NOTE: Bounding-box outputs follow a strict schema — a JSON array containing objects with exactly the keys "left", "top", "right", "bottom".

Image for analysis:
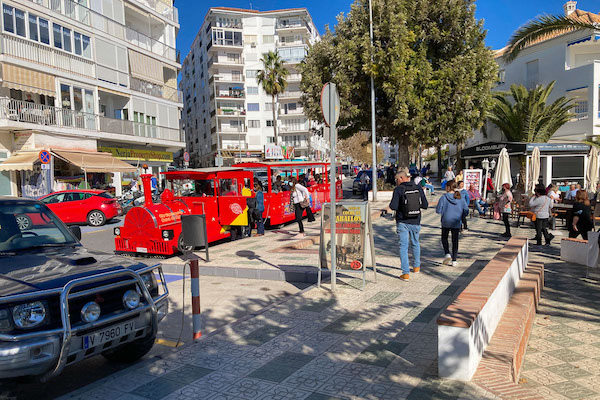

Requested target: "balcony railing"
[
  {"left": 207, "top": 57, "right": 243, "bottom": 68},
  {"left": 214, "top": 91, "right": 245, "bottom": 99},
  {"left": 209, "top": 75, "right": 245, "bottom": 84},
  {"left": 0, "top": 98, "right": 183, "bottom": 142},
  {"left": 280, "top": 124, "right": 309, "bottom": 132},
  {"left": 277, "top": 39, "right": 310, "bottom": 47},
  {"left": 219, "top": 125, "right": 248, "bottom": 133},
  {"left": 217, "top": 109, "right": 246, "bottom": 116},
  {"left": 210, "top": 39, "right": 244, "bottom": 48},
  {"left": 276, "top": 20, "right": 312, "bottom": 34},
  {"left": 279, "top": 91, "right": 303, "bottom": 98},
  {"left": 130, "top": 77, "right": 183, "bottom": 103},
  {"left": 1, "top": 35, "right": 95, "bottom": 77},
  {"left": 279, "top": 108, "right": 304, "bottom": 115},
  {"left": 28, "top": 0, "right": 178, "bottom": 62},
  {"left": 130, "top": 0, "right": 179, "bottom": 23}
]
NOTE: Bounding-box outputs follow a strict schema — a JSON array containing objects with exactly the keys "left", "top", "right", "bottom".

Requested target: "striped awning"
[
  {"left": 128, "top": 49, "right": 164, "bottom": 86},
  {"left": 52, "top": 150, "right": 137, "bottom": 173},
  {"left": 0, "top": 152, "right": 39, "bottom": 171},
  {"left": 2, "top": 64, "right": 55, "bottom": 96},
  {"left": 568, "top": 36, "right": 592, "bottom": 46}
]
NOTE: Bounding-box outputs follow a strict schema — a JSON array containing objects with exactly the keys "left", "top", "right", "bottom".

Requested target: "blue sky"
[{"left": 175, "top": 0, "right": 598, "bottom": 56}]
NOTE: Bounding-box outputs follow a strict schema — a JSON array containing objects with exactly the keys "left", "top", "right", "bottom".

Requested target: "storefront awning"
[
  {"left": 2, "top": 64, "right": 55, "bottom": 96},
  {"left": 52, "top": 150, "right": 138, "bottom": 173},
  {"left": 128, "top": 49, "right": 164, "bottom": 86},
  {"left": 0, "top": 152, "right": 39, "bottom": 171}
]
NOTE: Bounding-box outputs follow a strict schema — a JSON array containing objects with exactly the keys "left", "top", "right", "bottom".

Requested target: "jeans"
[
  {"left": 424, "top": 184, "right": 434, "bottom": 194},
  {"left": 248, "top": 216, "right": 265, "bottom": 236},
  {"left": 474, "top": 199, "right": 488, "bottom": 215},
  {"left": 362, "top": 183, "right": 370, "bottom": 200},
  {"left": 396, "top": 222, "right": 421, "bottom": 274},
  {"left": 534, "top": 218, "right": 551, "bottom": 244},
  {"left": 294, "top": 203, "right": 315, "bottom": 233},
  {"left": 442, "top": 227, "right": 460, "bottom": 261}
]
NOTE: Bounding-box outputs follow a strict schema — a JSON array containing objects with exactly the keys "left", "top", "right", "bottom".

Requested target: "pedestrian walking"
[
  {"left": 290, "top": 177, "right": 315, "bottom": 238},
  {"left": 436, "top": 180, "right": 469, "bottom": 267},
  {"left": 249, "top": 181, "right": 265, "bottom": 236},
  {"left": 528, "top": 185, "right": 554, "bottom": 246},
  {"left": 444, "top": 166, "right": 455, "bottom": 182},
  {"left": 570, "top": 189, "right": 593, "bottom": 240},
  {"left": 360, "top": 170, "right": 371, "bottom": 201},
  {"left": 499, "top": 183, "right": 513, "bottom": 238},
  {"left": 457, "top": 181, "right": 470, "bottom": 230},
  {"left": 389, "top": 168, "right": 429, "bottom": 281}
]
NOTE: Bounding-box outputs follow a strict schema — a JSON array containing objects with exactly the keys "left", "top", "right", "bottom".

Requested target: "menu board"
[{"left": 464, "top": 169, "right": 483, "bottom": 194}]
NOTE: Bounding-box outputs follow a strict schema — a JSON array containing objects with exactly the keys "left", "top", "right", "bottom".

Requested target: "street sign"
[
  {"left": 183, "top": 151, "right": 190, "bottom": 162},
  {"left": 320, "top": 83, "right": 340, "bottom": 127},
  {"left": 39, "top": 150, "right": 51, "bottom": 164},
  {"left": 41, "top": 163, "right": 50, "bottom": 170}
]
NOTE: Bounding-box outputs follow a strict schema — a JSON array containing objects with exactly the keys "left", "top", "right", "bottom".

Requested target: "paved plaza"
[{"left": 60, "top": 204, "right": 599, "bottom": 400}]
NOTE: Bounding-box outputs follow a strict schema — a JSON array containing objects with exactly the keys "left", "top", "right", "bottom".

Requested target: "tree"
[
  {"left": 489, "top": 81, "right": 575, "bottom": 189},
  {"left": 502, "top": 14, "right": 597, "bottom": 63},
  {"left": 300, "top": 0, "right": 497, "bottom": 167},
  {"left": 257, "top": 51, "right": 289, "bottom": 145},
  {"left": 338, "top": 132, "right": 384, "bottom": 164}
]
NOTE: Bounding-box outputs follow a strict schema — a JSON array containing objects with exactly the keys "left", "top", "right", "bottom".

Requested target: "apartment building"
[
  {"left": 0, "top": 0, "right": 183, "bottom": 197},
  {"left": 180, "top": 7, "right": 327, "bottom": 167}
]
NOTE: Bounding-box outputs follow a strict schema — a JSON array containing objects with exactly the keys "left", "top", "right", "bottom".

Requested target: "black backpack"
[{"left": 401, "top": 184, "right": 422, "bottom": 219}]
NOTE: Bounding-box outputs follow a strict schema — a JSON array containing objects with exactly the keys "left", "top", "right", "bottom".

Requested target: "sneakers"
[
  {"left": 452, "top": 261, "right": 458, "bottom": 267},
  {"left": 400, "top": 274, "right": 410, "bottom": 281},
  {"left": 411, "top": 267, "right": 420, "bottom": 273},
  {"left": 442, "top": 254, "right": 452, "bottom": 265}
]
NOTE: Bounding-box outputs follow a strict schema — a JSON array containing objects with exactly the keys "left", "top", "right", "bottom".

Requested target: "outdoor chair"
[{"left": 516, "top": 196, "right": 531, "bottom": 228}]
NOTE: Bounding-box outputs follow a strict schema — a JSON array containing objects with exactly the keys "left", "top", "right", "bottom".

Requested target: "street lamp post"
[
  {"left": 213, "top": 75, "right": 223, "bottom": 166},
  {"left": 482, "top": 158, "right": 490, "bottom": 200},
  {"left": 369, "top": 0, "right": 377, "bottom": 201}
]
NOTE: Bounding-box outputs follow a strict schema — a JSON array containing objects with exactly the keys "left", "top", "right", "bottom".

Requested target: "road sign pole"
[{"left": 329, "top": 83, "right": 337, "bottom": 293}]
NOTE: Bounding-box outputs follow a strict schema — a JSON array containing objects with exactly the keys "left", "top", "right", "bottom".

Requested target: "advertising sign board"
[
  {"left": 464, "top": 169, "right": 483, "bottom": 194},
  {"left": 265, "top": 144, "right": 283, "bottom": 159}
]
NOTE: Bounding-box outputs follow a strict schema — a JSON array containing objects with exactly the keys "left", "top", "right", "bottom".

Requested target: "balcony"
[
  {"left": 287, "top": 74, "right": 302, "bottom": 82},
  {"left": 130, "top": 0, "right": 179, "bottom": 24},
  {"left": 0, "top": 97, "right": 183, "bottom": 143},
  {"left": 279, "top": 108, "right": 304, "bottom": 116},
  {"left": 207, "top": 56, "right": 244, "bottom": 69},
  {"left": 276, "top": 20, "right": 312, "bottom": 34},
  {"left": 210, "top": 39, "right": 244, "bottom": 50},
  {"left": 219, "top": 125, "right": 247, "bottom": 133},
  {"left": 279, "top": 91, "right": 302, "bottom": 99},
  {"left": 130, "top": 77, "right": 183, "bottom": 103},
  {"left": 28, "top": 0, "right": 179, "bottom": 62},
  {"left": 217, "top": 108, "right": 246, "bottom": 116},
  {"left": 209, "top": 75, "right": 245, "bottom": 84},
  {"left": 280, "top": 124, "right": 310, "bottom": 133},
  {"left": 1, "top": 34, "right": 95, "bottom": 77},
  {"left": 276, "top": 39, "right": 310, "bottom": 47},
  {"left": 212, "top": 89, "right": 245, "bottom": 100}
]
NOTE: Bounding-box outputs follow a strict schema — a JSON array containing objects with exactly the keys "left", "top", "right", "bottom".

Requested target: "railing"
[
  {"left": 276, "top": 20, "right": 312, "bottom": 34},
  {"left": 280, "top": 124, "right": 309, "bottom": 132},
  {"left": 0, "top": 98, "right": 183, "bottom": 142},
  {"left": 214, "top": 92, "right": 245, "bottom": 99},
  {"left": 130, "top": 77, "right": 183, "bottom": 103},
  {"left": 277, "top": 39, "right": 310, "bottom": 47},
  {"left": 211, "top": 39, "right": 244, "bottom": 48},
  {"left": 219, "top": 126, "right": 248, "bottom": 133},
  {"left": 28, "top": 0, "right": 178, "bottom": 62},
  {"left": 130, "top": 0, "right": 179, "bottom": 23},
  {"left": 217, "top": 109, "right": 246, "bottom": 116},
  {"left": 279, "top": 108, "right": 304, "bottom": 115},
  {"left": 1, "top": 35, "right": 95, "bottom": 77},
  {"left": 209, "top": 75, "right": 245, "bottom": 84},
  {"left": 287, "top": 74, "right": 302, "bottom": 81},
  {"left": 279, "top": 91, "right": 303, "bottom": 98}
]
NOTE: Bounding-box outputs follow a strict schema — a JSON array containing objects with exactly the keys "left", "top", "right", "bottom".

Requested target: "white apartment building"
[
  {"left": 180, "top": 7, "right": 327, "bottom": 167},
  {"left": 380, "top": 139, "right": 398, "bottom": 165},
  {"left": 0, "top": 0, "right": 183, "bottom": 197},
  {"left": 466, "top": 1, "right": 600, "bottom": 149}
]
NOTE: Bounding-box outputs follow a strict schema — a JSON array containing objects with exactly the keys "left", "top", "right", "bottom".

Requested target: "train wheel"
[
  {"left": 87, "top": 210, "right": 106, "bottom": 226},
  {"left": 177, "top": 233, "right": 194, "bottom": 253}
]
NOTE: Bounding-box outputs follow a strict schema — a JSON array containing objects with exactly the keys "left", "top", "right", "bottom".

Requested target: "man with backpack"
[{"left": 389, "top": 168, "right": 429, "bottom": 281}]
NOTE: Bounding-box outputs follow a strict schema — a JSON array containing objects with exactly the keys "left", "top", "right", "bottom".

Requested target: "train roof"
[
  {"left": 161, "top": 167, "right": 242, "bottom": 175},
  {"left": 235, "top": 161, "right": 334, "bottom": 167}
]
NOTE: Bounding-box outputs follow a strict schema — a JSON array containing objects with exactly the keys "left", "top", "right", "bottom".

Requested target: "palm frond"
[{"left": 502, "top": 14, "right": 596, "bottom": 63}]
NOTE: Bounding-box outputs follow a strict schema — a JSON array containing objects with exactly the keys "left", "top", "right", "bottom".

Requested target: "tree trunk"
[
  {"left": 272, "top": 95, "right": 278, "bottom": 146},
  {"left": 456, "top": 141, "right": 465, "bottom": 173},
  {"left": 397, "top": 137, "right": 410, "bottom": 167},
  {"left": 518, "top": 155, "right": 526, "bottom": 192},
  {"left": 437, "top": 146, "right": 443, "bottom": 180}
]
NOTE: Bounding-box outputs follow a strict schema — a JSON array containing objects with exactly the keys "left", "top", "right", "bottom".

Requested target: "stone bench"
[
  {"left": 560, "top": 232, "right": 599, "bottom": 275},
  {"left": 437, "top": 237, "right": 529, "bottom": 381}
]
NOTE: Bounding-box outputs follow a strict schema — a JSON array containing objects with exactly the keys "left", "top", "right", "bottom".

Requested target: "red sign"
[
  {"left": 39, "top": 150, "right": 51, "bottom": 164},
  {"left": 350, "top": 260, "right": 362, "bottom": 270}
]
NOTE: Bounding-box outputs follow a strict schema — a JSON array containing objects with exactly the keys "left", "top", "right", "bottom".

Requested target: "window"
[
  {"left": 266, "top": 120, "right": 273, "bottom": 127},
  {"left": 247, "top": 103, "right": 259, "bottom": 112},
  {"left": 244, "top": 34, "right": 257, "bottom": 45},
  {"left": 246, "top": 70, "right": 259, "bottom": 78},
  {"left": 14, "top": 9, "right": 25, "bottom": 37},
  {"left": 247, "top": 86, "right": 259, "bottom": 95},
  {"left": 62, "top": 26, "right": 72, "bottom": 52},
  {"left": 36, "top": 15, "right": 49, "bottom": 44},
  {"left": 526, "top": 60, "right": 539, "bottom": 89},
  {"left": 248, "top": 120, "right": 260, "bottom": 128},
  {"left": 263, "top": 35, "right": 274, "bottom": 44},
  {"left": 498, "top": 69, "right": 506, "bottom": 85},
  {"left": 73, "top": 32, "right": 91, "bottom": 58},
  {"left": 53, "top": 23, "right": 62, "bottom": 48},
  {"left": 3, "top": 5, "right": 14, "bottom": 34},
  {"left": 265, "top": 102, "right": 273, "bottom": 111},
  {"left": 219, "top": 179, "right": 238, "bottom": 196},
  {"left": 28, "top": 14, "right": 38, "bottom": 41},
  {"left": 267, "top": 136, "right": 275, "bottom": 143}
]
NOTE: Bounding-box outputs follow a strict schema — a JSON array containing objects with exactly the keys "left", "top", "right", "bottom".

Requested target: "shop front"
[{"left": 461, "top": 141, "right": 591, "bottom": 190}]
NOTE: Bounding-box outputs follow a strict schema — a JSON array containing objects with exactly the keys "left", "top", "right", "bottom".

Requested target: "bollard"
[{"left": 190, "top": 259, "right": 202, "bottom": 340}]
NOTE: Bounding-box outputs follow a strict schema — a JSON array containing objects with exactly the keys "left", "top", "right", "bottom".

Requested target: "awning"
[
  {"left": 52, "top": 150, "right": 137, "bottom": 173},
  {"left": 0, "top": 152, "right": 39, "bottom": 171},
  {"left": 2, "top": 64, "right": 55, "bottom": 96},
  {"left": 128, "top": 49, "right": 164, "bottom": 86},
  {"left": 568, "top": 36, "right": 592, "bottom": 46}
]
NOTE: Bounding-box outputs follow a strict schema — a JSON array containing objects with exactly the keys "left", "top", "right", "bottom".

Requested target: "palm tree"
[
  {"left": 502, "top": 13, "right": 597, "bottom": 63},
  {"left": 256, "top": 51, "right": 289, "bottom": 145},
  {"left": 489, "top": 81, "right": 575, "bottom": 189}
]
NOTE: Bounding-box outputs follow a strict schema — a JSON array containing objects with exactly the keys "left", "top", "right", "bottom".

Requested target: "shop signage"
[
  {"left": 318, "top": 201, "right": 377, "bottom": 290},
  {"left": 462, "top": 142, "right": 526, "bottom": 158},
  {"left": 265, "top": 144, "right": 283, "bottom": 159},
  {"left": 98, "top": 146, "right": 173, "bottom": 162},
  {"left": 13, "top": 132, "right": 33, "bottom": 151}
]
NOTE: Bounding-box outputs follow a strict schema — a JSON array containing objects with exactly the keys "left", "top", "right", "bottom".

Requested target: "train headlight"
[
  {"left": 161, "top": 229, "right": 174, "bottom": 240},
  {"left": 114, "top": 227, "right": 121, "bottom": 236}
]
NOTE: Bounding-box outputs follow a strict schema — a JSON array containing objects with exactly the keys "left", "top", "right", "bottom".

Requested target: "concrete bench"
[
  {"left": 437, "top": 237, "right": 529, "bottom": 381},
  {"left": 560, "top": 232, "right": 599, "bottom": 276}
]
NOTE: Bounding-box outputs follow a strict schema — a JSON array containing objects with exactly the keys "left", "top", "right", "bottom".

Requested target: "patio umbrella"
[
  {"left": 528, "top": 146, "right": 540, "bottom": 195},
  {"left": 586, "top": 146, "right": 599, "bottom": 192},
  {"left": 494, "top": 148, "right": 512, "bottom": 191}
]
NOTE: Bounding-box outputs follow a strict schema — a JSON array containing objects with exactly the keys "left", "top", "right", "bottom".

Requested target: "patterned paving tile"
[
  {"left": 162, "top": 365, "right": 214, "bottom": 384},
  {"left": 242, "top": 326, "right": 292, "bottom": 346},
  {"left": 258, "top": 385, "right": 312, "bottom": 400},
  {"left": 353, "top": 340, "right": 408, "bottom": 368},
  {"left": 366, "top": 291, "right": 402, "bottom": 304},
  {"left": 320, "top": 314, "right": 369, "bottom": 334},
  {"left": 546, "top": 334, "right": 585, "bottom": 348},
  {"left": 547, "top": 363, "right": 592, "bottom": 380},
  {"left": 222, "top": 378, "right": 276, "bottom": 400},
  {"left": 550, "top": 348, "right": 588, "bottom": 363},
  {"left": 317, "top": 375, "right": 371, "bottom": 398},
  {"left": 547, "top": 381, "right": 597, "bottom": 400},
  {"left": 131, "top": 378, "right": 186, "bottom": 400}
]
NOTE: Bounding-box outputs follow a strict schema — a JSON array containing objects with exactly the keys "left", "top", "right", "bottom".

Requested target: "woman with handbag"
[
  {"left": 528, "top": 186, "right": 554, "bottom": 246},
  {"left": 498, "top": 183, "right": 513, "bottom": 238},
  {"left": 290, "top": 176, "right": 315, "bottom": 238}
]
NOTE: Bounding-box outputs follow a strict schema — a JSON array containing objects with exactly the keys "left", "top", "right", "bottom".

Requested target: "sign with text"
[
  {"left": 464, "top": 169, "right": 483, "bottom": 194},
  {"left": 264, "top": 144, "right": 283, "bottom": 159},
  {"left": 98, "top": 146, "right": 173, "bottom": 162}
]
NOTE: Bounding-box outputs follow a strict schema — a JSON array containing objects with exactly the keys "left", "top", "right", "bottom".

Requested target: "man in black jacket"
[{"left": 389, "top": 168, "right": 429, "bottom": 281}]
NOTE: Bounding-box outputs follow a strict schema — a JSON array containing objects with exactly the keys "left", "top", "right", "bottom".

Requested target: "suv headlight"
[
  {"left": 12, "top": 301, "right": 47, "bottom": 329},
  {"left": 140, "top": 272, "right": 158, "bottom": 294}
]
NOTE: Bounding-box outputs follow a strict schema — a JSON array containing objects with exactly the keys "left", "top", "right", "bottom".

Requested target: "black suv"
[{"left": 0, "top": 197, "right": 169, "bottom": 380}]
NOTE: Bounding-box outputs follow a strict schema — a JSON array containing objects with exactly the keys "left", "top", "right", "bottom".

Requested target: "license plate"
[
  {"left": 136, "top": 247, "right": 148, "bottom": 253},
  {"left": 82, "top": 321, "right": 135, "bottom": 350}
]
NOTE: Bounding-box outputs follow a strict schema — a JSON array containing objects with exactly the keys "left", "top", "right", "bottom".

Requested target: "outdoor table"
[{"left": 552, "top": 203, "right": 573, "bottom": 230}]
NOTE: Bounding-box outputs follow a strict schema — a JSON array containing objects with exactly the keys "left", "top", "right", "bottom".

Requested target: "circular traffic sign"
[
  {"left": 183, "top": 151, "right": 190, "bottom": 162},
  {"left": 39, "top": 150, "right": 51, "bottom": 164},
  {"left": 320, "top": 82, "right": 340, "bottom": 127}
]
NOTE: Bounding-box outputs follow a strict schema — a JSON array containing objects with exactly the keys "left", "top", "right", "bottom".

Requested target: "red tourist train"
[{"left": 114, "top": 162, "right": 342, "bottom": 256}]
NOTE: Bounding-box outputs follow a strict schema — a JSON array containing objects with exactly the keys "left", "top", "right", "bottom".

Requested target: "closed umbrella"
[
  {"left": 528, "top": 146, "right": 540, "bottom": 195},
  {"left": 586, "top": 146, "right": 599, "bottom": 192},
  {"left": 494, "top": 148, "right": 512, "bottom": 191}
]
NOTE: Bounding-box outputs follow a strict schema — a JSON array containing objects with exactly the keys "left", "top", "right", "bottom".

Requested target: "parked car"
[
  {"left": 353, "top": 170, "right": 373, "bottom": 195},
  {"left": 38, "top": 190, "right": 121, "bottom": 227},
  {"left": 0, "top": 196, "right": 169, "bottom": 380}
]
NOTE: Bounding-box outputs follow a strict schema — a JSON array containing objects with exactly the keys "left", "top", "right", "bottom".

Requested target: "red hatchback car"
[{"left": 38, "top": 190, "right": 121, "bottom": 226}]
